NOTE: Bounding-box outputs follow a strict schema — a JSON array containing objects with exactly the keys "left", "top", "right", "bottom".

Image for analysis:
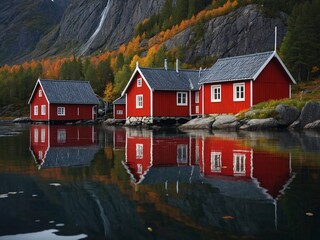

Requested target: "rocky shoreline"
[{"left": 179, "top": 102, "right": 320, "bottom": 131}]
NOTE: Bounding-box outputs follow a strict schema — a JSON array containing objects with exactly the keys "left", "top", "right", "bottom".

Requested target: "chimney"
[
  {"left": 274, "top": 26, "right": 277, "bottom": 52},
  {"left": 164, "top": 59, "right": 168, "bottom": 70},
  {"left": 136, "top": 61, "right": 139, "bottom": 68},
  {"left": 176, "top": 59, "right": 179, "bottom": 73},
  {"left": 199, "top": 67, "right": 202, "bottom": 78}
]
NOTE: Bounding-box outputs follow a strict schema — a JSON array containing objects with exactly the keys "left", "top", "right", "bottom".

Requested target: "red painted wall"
[
  {"left": 252, "top": 151, "right": 291, "bottom": 198},
  {"left": 153, "top": 91, "right": 190, "bottom": 117},
  {"left": 114, "top": 104, "right": 126, "bottom": 120},
  {"left": 126, "top": 137, "right": 152, "bottom": 183},
  {"left": 127, "top": 73, "right": 151, "bottom": 117},
  {"left": 29, "top": 125, "right": 49, "bottom": 164},
  {"left": 253, "top": 58, "right": 291, "bottom": 104},
  {"left": 199, "top": 136, "right": 252, "bottom": 179},
  {"left": 30, "top": 85, "right": 49, "bottom": 121},
  {"left": 49, "top": 104, "right": 95, "bottom": 121},
  {"left": 201, "top": 81, "right": 251, "bottom": 115}
]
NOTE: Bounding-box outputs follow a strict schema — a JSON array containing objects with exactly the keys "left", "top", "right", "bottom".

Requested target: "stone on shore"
[
  {"left": 304, "top": 120, "right": 320, "bottom": 130},
  {"left": 275, "top": 104, "right": 300, "bottom": 126},
  {"left": 240, "top": 118, "right": 279, "bottom": 130},
  {"left": 211, "top": 115, "right": 239, "bottom": 130},
  {"left": 290, "top": 102, "right": 320, "bottom": 129},
  {"left": 179, "top": 117, "right": 215, "bottom": 129}
]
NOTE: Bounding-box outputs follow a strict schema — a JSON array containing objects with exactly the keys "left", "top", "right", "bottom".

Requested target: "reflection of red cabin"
[
  {"left": 28, "top": 79, "right": 99, "bottom": 122},
  {"left": 199, "top": 134, "right": 293, "bottom": 199},
  {"left": 123, "top": 129, "right": 198, "bottom": 184},
  {"left": 113, "top": 127, "right": 126, "bottom": 150},
  {"left": 29, "top": 125, "right": 98, "bottom": 169}
]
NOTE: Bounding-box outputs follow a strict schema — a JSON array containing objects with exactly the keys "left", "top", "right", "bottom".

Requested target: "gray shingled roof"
[
  {"left": 113, "top": 95, "right": 126, "bottom": 105},
  {"left": 40, "top": 79, "right": 99, "bottom": 104},
  {"left": 139, "top": 67, "right": 200, "bottom": 91},
  {"left": 199, "top": 51, "right": 275, "bottom": 84}
]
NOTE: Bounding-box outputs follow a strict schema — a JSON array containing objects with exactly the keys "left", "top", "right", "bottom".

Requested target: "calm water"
[{"left": 0, "top": 121, "right": 319, "bottom": 240}]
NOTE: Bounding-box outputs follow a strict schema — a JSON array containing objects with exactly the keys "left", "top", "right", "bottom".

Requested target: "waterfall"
[{"left": 79, "top": 0, "right": 111, "bottom": 55}]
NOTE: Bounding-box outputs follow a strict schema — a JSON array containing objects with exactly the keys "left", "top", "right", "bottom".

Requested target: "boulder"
[
  {"left": 275, "top": 104, "right": 300, "bottom": 126},
  {"left": 304, "top": 120, "right": 320, "bottom": 130},
  {"left": 240, "top": 118, "right": 279, "bottom": 130},
  {"left": 179, "top": 117, "right": 215, "bottom": 129},
  {"left": 212, "top": 115, "right": 239, "bottom": 130},
  {"left": 290, "top": 102, "right": 320, "bottom": 129}
]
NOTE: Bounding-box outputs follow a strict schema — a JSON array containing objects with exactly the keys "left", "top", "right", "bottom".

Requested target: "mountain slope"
[{"left": 0, "top": 0, "right": 69, "bottom": 65}]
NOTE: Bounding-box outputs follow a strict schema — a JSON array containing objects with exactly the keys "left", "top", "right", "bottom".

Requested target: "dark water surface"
[{"left": 0, "top": 121, "right": 319, "bottom": 240}]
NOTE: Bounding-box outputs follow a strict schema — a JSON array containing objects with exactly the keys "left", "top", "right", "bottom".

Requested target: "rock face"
[
  {"left": 1, "top": 2, "right": 288, "bottom": 65},
  {"left": 165, "top": 5, "right": 288, "bottom": 63},
  {"left": 212, "top": 115, "right": 239, "bottom": 130},
  {"left": 0, "top": 0, "right": 69, "bottom": 65},
  {"left": 179, "top": 117, "right": 215, "bottom": 129}
]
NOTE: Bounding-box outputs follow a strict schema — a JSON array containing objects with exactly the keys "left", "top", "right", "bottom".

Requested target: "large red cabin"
[
  {"left": 28, "top": 79, "right": 99, "bottom": 122},
  {"left": 199, "top": 51, "right": 296, "bottom": 115},
  {"left": 121, "top": 64, "right": 200, "bottom": 123}
]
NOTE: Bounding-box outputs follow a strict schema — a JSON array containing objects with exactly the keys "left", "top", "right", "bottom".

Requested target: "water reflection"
[
  {"left": 29, "top": 125, "right": 99, "bottom": 169},
  {"left": 0, "top": 124, "right": 319, "bottom": 239},
  {"left": 121, "top": 128, "right": 296, "bottom": 235}
]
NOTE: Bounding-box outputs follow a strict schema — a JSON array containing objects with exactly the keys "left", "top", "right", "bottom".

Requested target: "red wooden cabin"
[
  {"left": 112, "top": 95, "right": 126, "bottom": 120},
  {"left": 28, "top": 79, "right": 99, "bottom": 122},
  {"left": 121, "top": 63, "right": 200, "bottom": 123},
  {"left": 29, "top": 125, "right": 98, "bottom": 169},
  {"left": 199, "top": 51, "right": 296, "bottom": 115}
]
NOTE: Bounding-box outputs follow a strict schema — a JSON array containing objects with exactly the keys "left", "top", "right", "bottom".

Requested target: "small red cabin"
[
  {"left": 28, "top": 79, "right": 99, "bottom": 122},
  {"left": 113, "top": 95, "right": 126, "bottom": 120},
  {"left": 199, "top": 51, "right": 296, "bottom": 115},
  {"left": 121, "top": 64, "right": 200, "bottom": 123}
]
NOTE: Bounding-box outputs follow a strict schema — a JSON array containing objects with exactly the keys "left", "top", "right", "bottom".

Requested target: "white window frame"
[
  {"left": 211, "top": 85, "right": 221, "bottom": 102},
  {"left": 34, "top": 128, "right": 38, "bottom": 143},
  {"left": 136, "top": 95, "right": 143, "bottom": 109},
  {"left": 233, "top": 83, "right": 245, "bottom": 101},
  {"left": 41, "top": 105, "right": 46, "bottom": 116},
  {"left": 34, "top": 105, "right": 38, "bottom": 116},
  {"left": 39, "top": 90, "right": 42, "bottom": 97},
  {"left": 137, "top": 78, "right": 142, "bottom": 87},
  {"left": 177, "top": 144, "right": 188, "bottom": 164},
  {"left": 137, "top": 164, "right": 143, "bottom": 174},
  {"left": 211, "top": 152, "right": 222, "bottom": 172},
  {"left": 177, "top": 92, "right": 187, "bottom": 106},
  {"left": 41, "top": 128, "right": 46, "bottom": 143},
  {"left": 136, "top": 143, "right": 143, "bottom": 159},
  {"left": 233, "top": 153, "right": 246, "bottom": 176},
  {"left": 195, "top": 106, "right": 199, "bottom": 114},
  {"left": 57, "top": 107, "right": 65, "bottom": 116},
  {"left": 116, "top": 110, "right": 123, "bottom": 115},
  {"left": 195, "top": 91, "right": 199, "bottom": 103}
]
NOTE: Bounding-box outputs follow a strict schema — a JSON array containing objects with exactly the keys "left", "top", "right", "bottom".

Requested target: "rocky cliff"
[
  {"left": 165, "top": 5, "right": 287, "bottom": 63},
  {"left": 0, "top": 1, "right": 287, "bottom": 65}
]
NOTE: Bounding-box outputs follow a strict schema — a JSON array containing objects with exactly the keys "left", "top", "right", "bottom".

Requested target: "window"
[
  {"left": 177, "top": 144, "right": 188, "bottom": 164},
  {"left": 137, "top": 164, "right": 143, "bottom": 174},
  {"left": 34, "top": 106, "right": 38, "bottom": 116},
  {"left": 195, "top": 91, "right": 199, "bottom": 103},
  {"left": 41, "top": 105, "right": 46, "bottom": 115},
  {"left": 211, "top": 85, "right": 221, "bottom": 102},
  {"left": 34, "top": 128, "right": 38, "bottom": 143},
  {"left": 41, "top": 128, "right": 46, "bottom": 143},
  {"left": 57, "top": 107, "right": 65, "bottom": 116},
  {"left": 116, "top": 110, "right": 123, "bottom": 115},
  {"left": 137, "top": 78, "right": 142, "bottom": 87},
  {"left": 57, "top": 129, "right": 66, "bottom": 143},
  {"left": 177, "top": 92, "right": 187, "bottom": 106},
  {"left": 38, "top": 150, "right": 43, "bottom": 160},
  {"left": 136, "top": 95, "right": 143, "bottom": 108},
  {"left": 233, "top": 153, "right": 246, "bottom": 175},
  {"left": 234, "top": 83, "right": 245, "bottom": 101},
  {"left": 77, "top": 107, "right": 80, "bottom": 116},
  {"left": 136, "top": 144, "right": 143, "bottom": 159},
  {"left": 211, "top": 152, "right": 222, "bottom": 172},
  {"left": 39, "top": 90, "right": 42, "bottom": 97},
  {"left": 195, "top": 106, "right": 199, "bottom": 114}
]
